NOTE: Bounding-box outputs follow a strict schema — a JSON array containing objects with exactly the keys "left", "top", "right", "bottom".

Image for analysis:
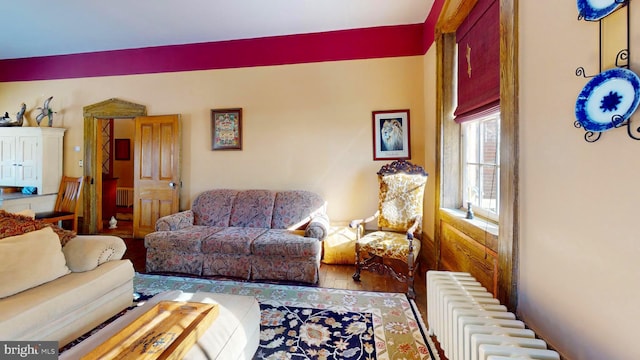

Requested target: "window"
[
  {"left": 462, "top": 111, "right": 500, "bottom": 220},
  {"left": 435, "top": 0, "right": 518, "bottom": 308}
]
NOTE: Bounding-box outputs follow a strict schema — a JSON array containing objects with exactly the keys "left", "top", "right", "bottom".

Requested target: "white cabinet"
[{"left": 0, "top": 127, "right": 65, "bottom": 195}]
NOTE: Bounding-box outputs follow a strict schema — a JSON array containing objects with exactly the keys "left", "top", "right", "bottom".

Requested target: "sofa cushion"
[
  {"left": 202, "top": 227, "right": 268, "bottom": 255},
  {"left": 252, "top": 229, "right": 322, "bottom": 257},
  {"left": 63, "top": 235, "right": 127, "bottom": 272},
  {"left": 271, "top": 190, "right": 326, "bottom": 229},
  {"left": 145, "top": 226, "right": 225, "bottom": 252},
  {"left": 0, "top": 260, "right": 133, "bottom": 341},
  {"left": 229, "top": 190, "right": 276, "bottom": 228},
  {"left": 193, "top": 190, "right": 238, "bottom": 227},
  {"left": 0, "top": 227, "right": 71, "bottom": 298}
]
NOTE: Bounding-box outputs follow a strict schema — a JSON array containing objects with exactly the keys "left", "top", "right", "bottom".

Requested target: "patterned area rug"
[
  {"left": 257, "top": 303, "right": 376, "bottom": 359},
  {"left": 133, "top": 273, "right": 438, "bottom": 360}
]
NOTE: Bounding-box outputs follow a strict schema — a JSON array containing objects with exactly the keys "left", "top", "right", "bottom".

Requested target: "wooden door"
[{"left": 133, "top": 115, "right": 181, "bottom": 238}]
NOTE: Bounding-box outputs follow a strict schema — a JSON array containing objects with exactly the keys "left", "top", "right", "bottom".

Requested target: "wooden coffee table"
[
  {"left": 60, "top": 291, "right": 261, "bottom": 360},
  {"left": 81, "top": 301, "right": 219, "bottom": 359}
]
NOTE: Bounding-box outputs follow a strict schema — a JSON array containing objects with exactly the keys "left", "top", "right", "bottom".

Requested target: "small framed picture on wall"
[
  {"left": 372, "top": 109, "right": 410, "bottom": 160},
  {"left": 211, "top": 108, "right": 242, "bottom": 150},
  {"left": 114, "top": 139, "right": 130, "bottom": 160}
]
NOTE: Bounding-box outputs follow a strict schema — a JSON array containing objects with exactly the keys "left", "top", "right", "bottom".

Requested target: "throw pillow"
[
  {"left": 0, "top": 210, "right": 76, "bottom": 246},
  {"left": 0, "top": 210, "right": 39, "bottom": 237},
  {"left": 322, "top": 226, "right": 357, "bottom": 265},
  {"left": 0, "top": 227, "right": 71, "bottom": 298}
]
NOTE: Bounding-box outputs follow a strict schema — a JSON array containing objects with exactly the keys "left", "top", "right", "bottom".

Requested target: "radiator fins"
[{"left": 427, "top": 271, "right": 560, "bottom": 360}]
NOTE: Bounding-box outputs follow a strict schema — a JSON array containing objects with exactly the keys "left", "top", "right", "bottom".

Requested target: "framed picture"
[
  {"left": 211, "top": 108, "right": 242, "bottom": 150},
  {"left": 372, "top": 109, "right": 411, "bottom": 160},
  {"left": 114, "top": 139, "right": 130, "bottom": 160}
]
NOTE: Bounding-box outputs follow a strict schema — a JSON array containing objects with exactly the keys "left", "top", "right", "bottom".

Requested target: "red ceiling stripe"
[{"left": 0, "top": 6, "right": 444, "bottom": 82}]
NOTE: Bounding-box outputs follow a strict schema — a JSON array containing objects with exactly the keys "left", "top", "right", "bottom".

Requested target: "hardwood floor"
[
  {"left": 106, "top": 222, "right": 445, "bottom": 358},
  {"left": 100, "top": 218, "right": 134, "bottom": 238}
]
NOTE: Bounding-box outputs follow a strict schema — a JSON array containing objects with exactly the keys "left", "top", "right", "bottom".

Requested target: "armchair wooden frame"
[
  {"left": 350, "top": 160, "right": 428, "bottom": 299},
  {"left": 35, "top": 176, "right": 84, "bottom": 232}
]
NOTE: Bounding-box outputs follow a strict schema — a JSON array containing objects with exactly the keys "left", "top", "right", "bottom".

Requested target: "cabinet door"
[
  {"left": 15, "top": 136, "right": 39, "bottom": 187},
  {"left": 0, "top": 136, "right": 17, "bottom": 186}
]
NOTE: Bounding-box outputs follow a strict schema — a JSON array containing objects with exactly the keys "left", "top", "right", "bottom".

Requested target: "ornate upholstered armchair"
[{"left": 350, "top": 160, "right": 428, "bottom": 298}]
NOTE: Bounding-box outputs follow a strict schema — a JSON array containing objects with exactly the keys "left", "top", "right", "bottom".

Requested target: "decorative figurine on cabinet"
[
  {"left": 0, "top": 103, "right": 26, "bottom": 127},
  {"left": 35, "top": 96, "right": 55, "bottom": 127}
]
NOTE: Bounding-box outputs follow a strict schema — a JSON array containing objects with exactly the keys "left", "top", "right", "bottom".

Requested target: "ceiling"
[{"left": 1, "top": 0, "right": 433, "bottom": 60}]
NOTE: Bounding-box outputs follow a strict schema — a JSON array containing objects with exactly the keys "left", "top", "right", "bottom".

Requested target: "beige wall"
[
  {"left": 519, "top": 1, "right": 639, "bottom": 359},
  {"left": 4, "top": 3, "right": 638, "bottom": 356},
  {"left": 0, "top": 56, "right": 425, "bottom": 225}
]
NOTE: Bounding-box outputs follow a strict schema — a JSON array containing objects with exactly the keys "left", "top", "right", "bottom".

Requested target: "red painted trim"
[
  {"left": 423, "top": 0, "right": 446, "bottom": 53},
  {"left": 0, "top": 24, "right": 424, "bottom": 82},
  {"left": 0, "top": 3, "right": 446, "bottom": 83}
]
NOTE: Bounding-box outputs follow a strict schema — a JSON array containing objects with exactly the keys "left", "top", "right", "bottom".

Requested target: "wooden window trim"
[
  {"left": 436, "top": 0, "right": 479, "bottom": 34},
  {"left": 434, "top": 0, "right": 518, "bottom": 310}
]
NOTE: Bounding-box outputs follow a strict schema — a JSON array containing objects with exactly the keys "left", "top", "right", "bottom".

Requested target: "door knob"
[{"left": 169, "top": 182, "right": 176, "bottom": 188}]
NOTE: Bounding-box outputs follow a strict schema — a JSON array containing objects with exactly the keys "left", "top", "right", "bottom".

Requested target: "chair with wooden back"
[
  {"left": 350, "top": 160, "right": 428, "bottom": 299},
  {"left": 35, "top": 176, "right": 84, "bottom": 232}
]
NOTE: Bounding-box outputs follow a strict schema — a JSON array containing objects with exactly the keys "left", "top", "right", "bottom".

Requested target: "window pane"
[
  {"left": 480, "top": 165, "right": 499, "bottom": 214},
  {"left": 465, "top": 121, "right": 479, "bottom": 163},
  {"left": 466, "top": 164, "right": 480, "bottom": 207},
  {"left": 462, "top": 111, "right": 500, "bottom": 219},
  {"left": 481, "top": 117, "right": 499, "bottom": 165}
]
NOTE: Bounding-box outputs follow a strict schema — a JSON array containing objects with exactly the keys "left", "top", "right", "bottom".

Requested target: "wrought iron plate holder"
[{"left": 575, "top": 0, "right": 636, "bottom": 142}]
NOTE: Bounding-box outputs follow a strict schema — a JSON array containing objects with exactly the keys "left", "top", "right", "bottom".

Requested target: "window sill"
[{"left": 440, "top": 207, "right": 499, "bottom": 238}]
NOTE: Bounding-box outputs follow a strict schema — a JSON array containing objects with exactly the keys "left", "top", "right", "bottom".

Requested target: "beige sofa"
[{"left": 0, "top": 227, "right": 135, "bottom": 349}]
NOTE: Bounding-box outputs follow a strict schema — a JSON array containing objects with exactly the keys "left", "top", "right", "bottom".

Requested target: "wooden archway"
[{"left": 82, "top": 98, "right": 146, "bottom": 234}]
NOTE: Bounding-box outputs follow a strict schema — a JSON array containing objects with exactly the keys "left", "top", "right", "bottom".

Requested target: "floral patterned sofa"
[{"left": 144, "top": 189, "right": 330, "bottom": 284}]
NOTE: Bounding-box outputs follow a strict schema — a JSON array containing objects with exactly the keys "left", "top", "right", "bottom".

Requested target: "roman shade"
[{"left": 454, "top": 0, "right": 500, "bottom": 123}]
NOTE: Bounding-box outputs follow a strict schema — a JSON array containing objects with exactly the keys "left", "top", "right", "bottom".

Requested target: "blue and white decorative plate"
[
  {"left": 575, "top": 67, "right": 640, "bottom": 132},
  {"left": 577, "top": 0, "right": 625, "bottom": 21}
]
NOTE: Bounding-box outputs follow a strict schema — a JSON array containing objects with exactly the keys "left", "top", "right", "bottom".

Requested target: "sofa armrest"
[
  {"left": 62, "top": 235, "right": 127, "bottom": 272},
  {"left": 305, "top": 212, "right": 330, "bottom": 240},
  {"left": 155, "top": 210, "right": 194, "bottom": 231}
]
